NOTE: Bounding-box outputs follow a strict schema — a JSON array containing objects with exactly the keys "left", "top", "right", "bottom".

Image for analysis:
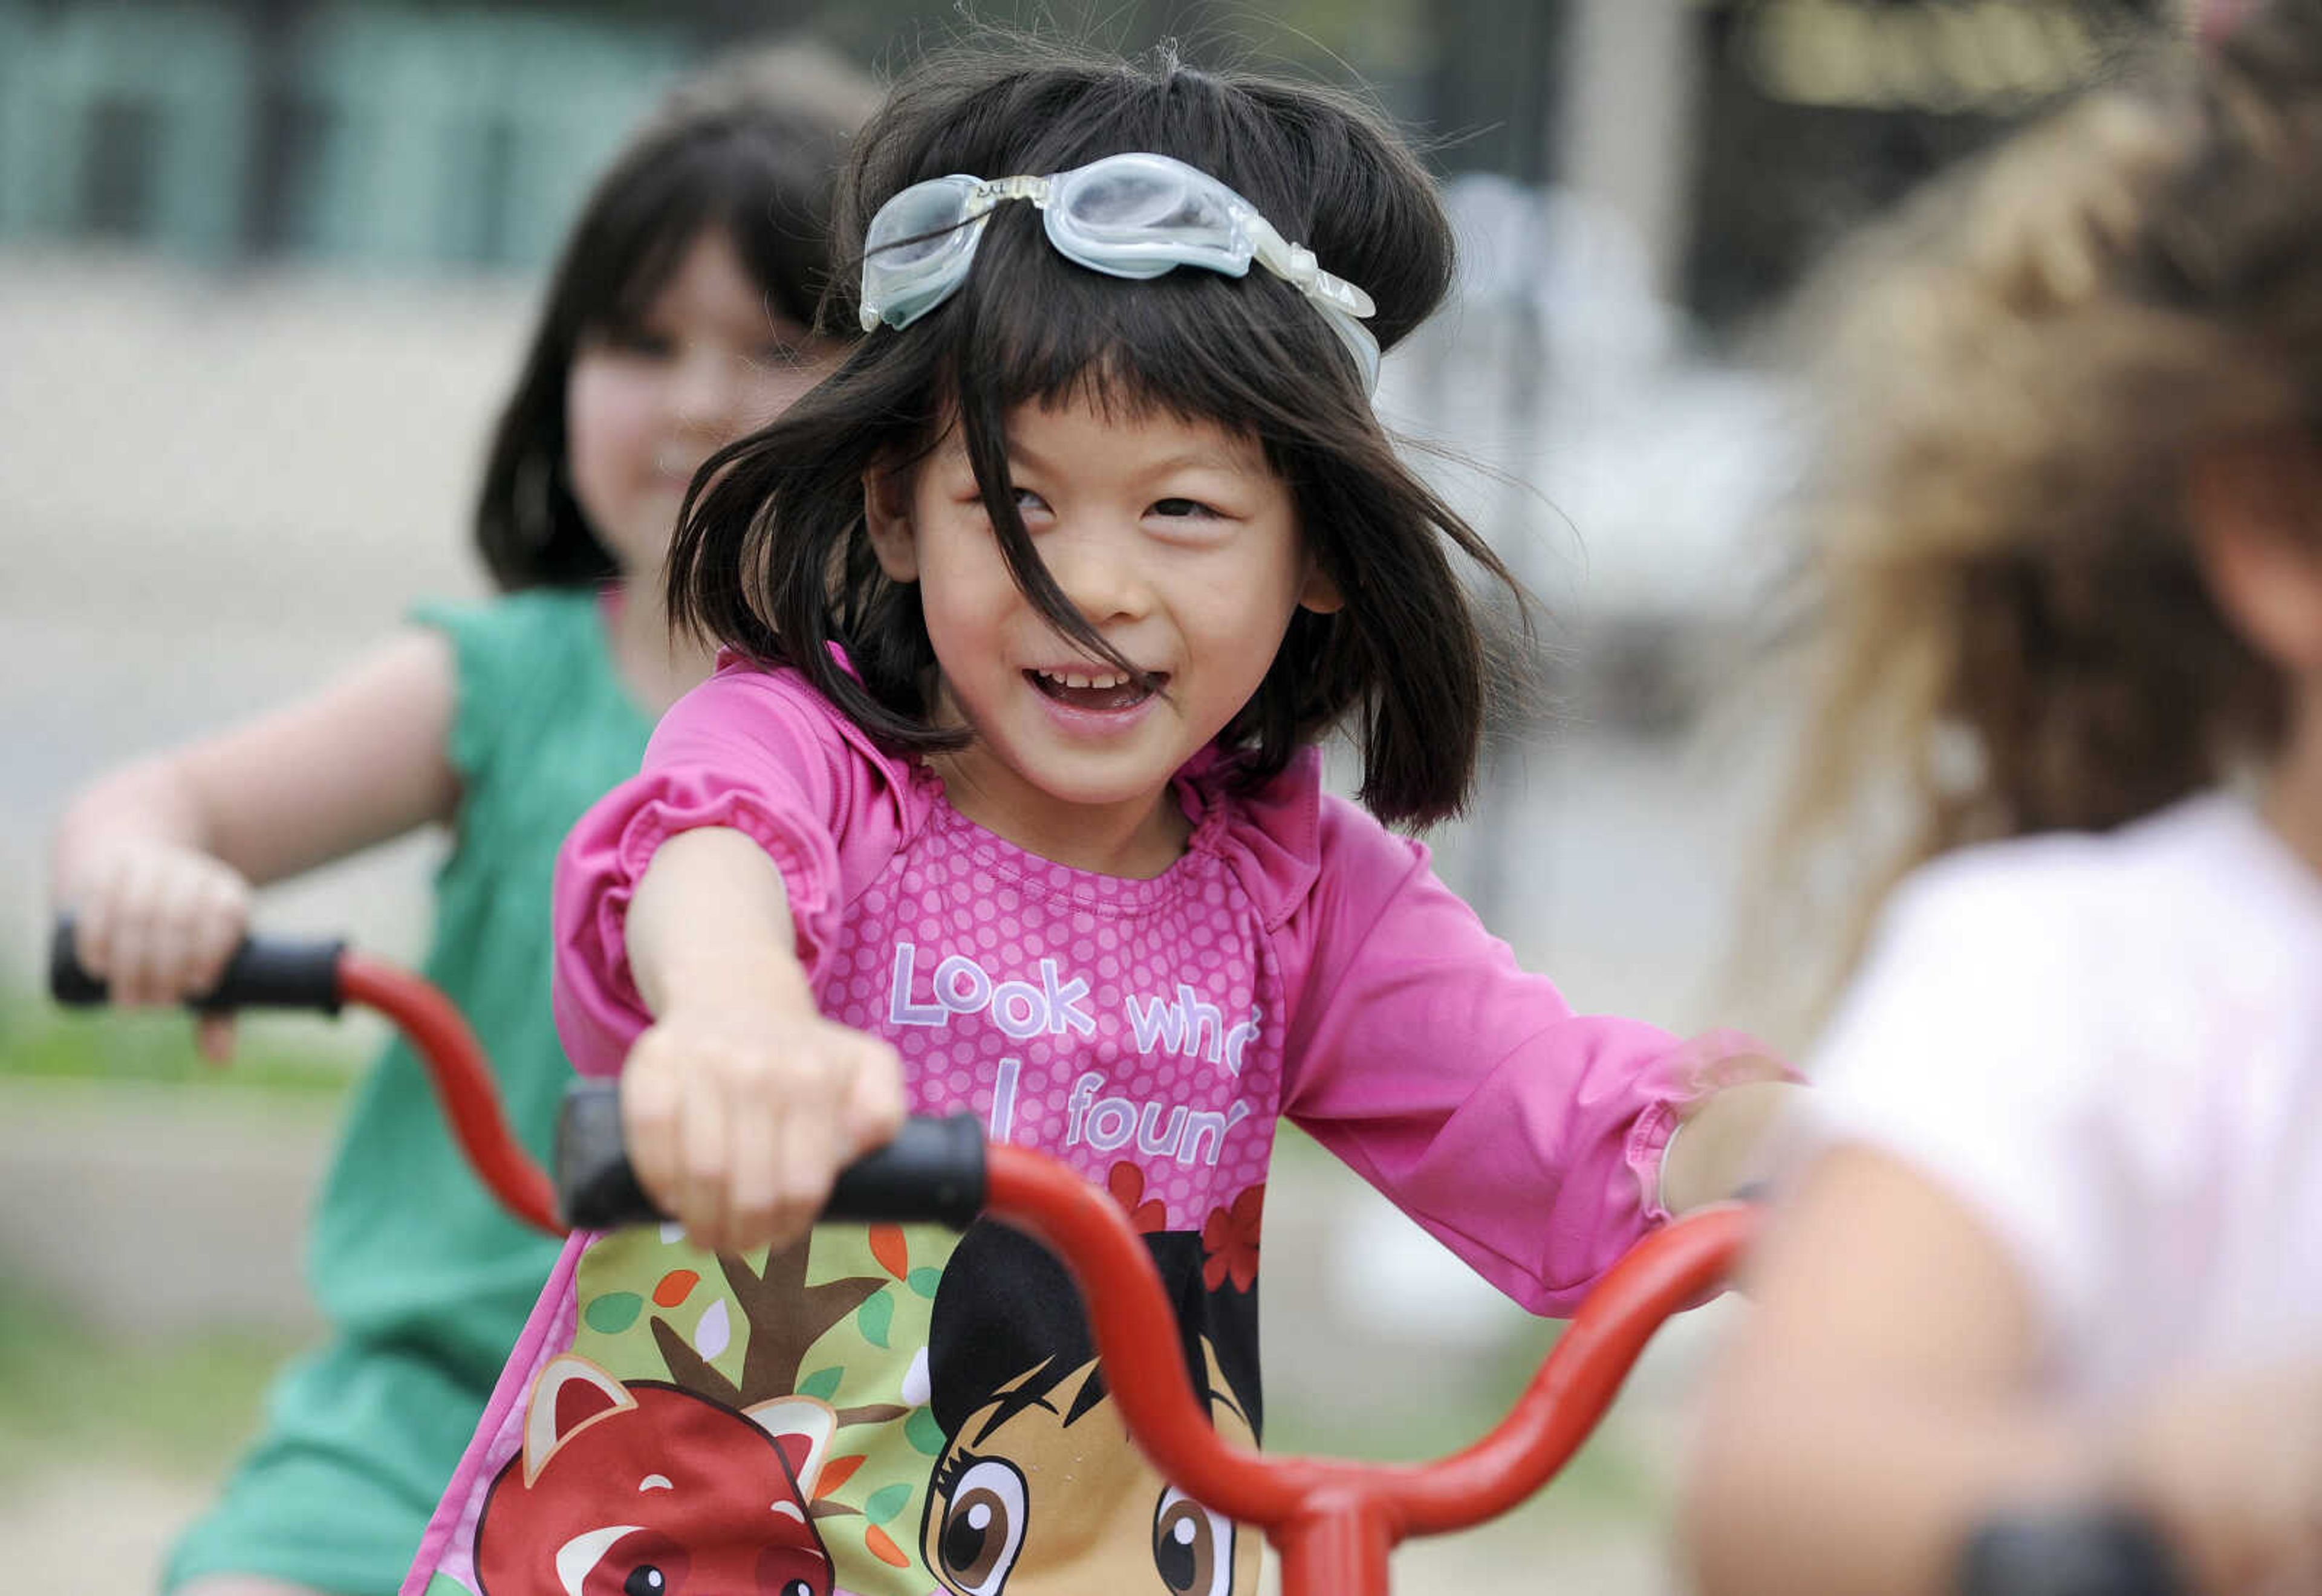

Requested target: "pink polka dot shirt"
[
  {"left": 398, "top": 658, "right": 1766, "bottom": 1596},
  {"left": 554, "top": 659, "right": 1729, "bottom": 1312}
]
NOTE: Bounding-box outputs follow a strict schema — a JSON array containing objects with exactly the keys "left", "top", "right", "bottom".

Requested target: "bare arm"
[
  {"left": 1685, "top": 1145, "right": 2090, "bottom": 1596},
  {"left": 624, "top": 826, "right": 813, "bottom": 1020},
  {"left": 1687, "top": 1144, "right": 2322, "bottom": 1596},
  {"left": 52, "top": 629, "right": 462, "bottom": 895},
  {"left": 50, "top": 630, "right": 461, "bottom": 1015},
  {"left": 615, "top": 827, "right": 904, "bottom": 1253}
]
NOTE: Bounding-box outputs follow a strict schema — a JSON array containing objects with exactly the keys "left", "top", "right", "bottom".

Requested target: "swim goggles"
[{"left": 857, "top": 151, "right": 1382, "bottom": 393}]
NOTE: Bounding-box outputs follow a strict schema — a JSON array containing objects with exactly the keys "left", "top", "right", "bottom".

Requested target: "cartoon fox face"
[{"left": 474, "top": 1353, "right": 837, "bottom": 1596}]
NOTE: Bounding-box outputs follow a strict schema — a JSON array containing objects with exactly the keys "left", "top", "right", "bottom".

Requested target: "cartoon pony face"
[{"left": 474, "top": 1353, "right": 837, "bottom": 1596}]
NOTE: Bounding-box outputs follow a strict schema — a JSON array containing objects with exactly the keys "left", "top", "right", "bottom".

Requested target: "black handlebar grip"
[
  {"left": 554, "top": 1079, "right": 989, "bottom": 1232},
  {"left": 827, "top": 1111, "right": 988, "bottom": 1228},
  {"left": 1956, "top": 1509, "right": 2183, "bottom": 1596},
  {"left": 556, "top": 1080, "right": 657, "bottom": 1231},
  {"left": 50, "top": 919, "right": 345, "bottom": 1014}
]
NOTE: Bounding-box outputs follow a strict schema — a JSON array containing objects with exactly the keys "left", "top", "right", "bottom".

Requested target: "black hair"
[
  {"left": 475, "top": 43, "right": 876, "bottom": 591},
  {"left": 666, "top": 37, "right": 1519, "bottom": 825},
  {"left": 924, "top": 1220, "right": 1262, "bottom": 1445}
]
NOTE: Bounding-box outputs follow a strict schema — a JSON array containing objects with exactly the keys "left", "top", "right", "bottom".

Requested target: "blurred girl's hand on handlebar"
[
  {"left": 2112, "top": 1364, "right": 2322, "bottom": 1596},
  {"left": 1688, "top": 1148, "right": 2322, "bottom": 1596},
  {"left": 62, "top": 836, "right": 252, "bottom": 1059},
  {"left": 50, "top": 632, "right": 464, "bottom": 1064},
  {"left": 618, "top": 825, "right": 906, "bottom": 1253}
]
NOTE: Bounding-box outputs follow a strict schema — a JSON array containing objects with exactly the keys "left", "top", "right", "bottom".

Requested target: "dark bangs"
[
  {"left": 667, "top": 41, "right": 1511, "bottom": 826},
  {"left": 595, "top": 108, "right": 853, "bottom": 339},
  {"left": 476, "top": 47, "right": 870, "bottom": 591}
]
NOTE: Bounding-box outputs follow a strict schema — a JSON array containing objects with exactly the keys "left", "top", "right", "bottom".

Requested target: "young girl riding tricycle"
[{"left": 400, "top": 32, "right": 1795, "bottom": 1596}]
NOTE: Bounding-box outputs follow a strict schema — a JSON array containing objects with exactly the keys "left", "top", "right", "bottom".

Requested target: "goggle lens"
[{"left": 865, "top": 177, "right": 980, "bottom": 270}]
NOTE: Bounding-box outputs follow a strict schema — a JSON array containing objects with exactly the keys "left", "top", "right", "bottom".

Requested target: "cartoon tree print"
[
  {"left": 569, "top": 1221, "right": 960, "bottom": 1581},
  {"left": 651, "top": 1235, "right": 910, "bottom": 1431}
]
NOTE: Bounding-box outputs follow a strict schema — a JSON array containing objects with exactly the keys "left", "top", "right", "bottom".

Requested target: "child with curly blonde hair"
[{"left": 1693, "top": 5, "right": 2322, "bottom": 1594}]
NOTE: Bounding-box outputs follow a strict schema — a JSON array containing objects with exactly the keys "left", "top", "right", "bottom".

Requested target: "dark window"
[
  {"left": 80, "top": 96, "right": 161, "bottom": 239},
  {"left": 438, "top": 112, "right": 519, "bottom": 268},
  {"left": 247, "top": 92, "right": 334, "bottom": 256}
]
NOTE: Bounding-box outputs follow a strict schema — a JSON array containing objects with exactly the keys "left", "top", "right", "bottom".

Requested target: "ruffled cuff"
[
  {"left": 552, "top": 767, "right": 843, "bottom": 1079},
  {"left": 1629, "top": 1028, "right": 1798, "bottom": 1225}
]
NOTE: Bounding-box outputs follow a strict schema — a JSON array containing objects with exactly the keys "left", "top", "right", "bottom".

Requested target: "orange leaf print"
[
  {"left": 865, "top": 1524, "right": 912, "bottom": 1568},
  {"left": 817, "top": 1454, "right": 868, "bottom": 1496},
  {"left": 869, "top": 1224, "right": 910, "bottom": 1280},
  {"left": 651, "top": 1270, "right": 700, "bottom": 1308}
]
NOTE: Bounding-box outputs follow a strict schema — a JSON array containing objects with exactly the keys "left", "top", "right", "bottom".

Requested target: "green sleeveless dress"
[{"left": 164, "top": 589, "right": 655, "bottom": 1595}]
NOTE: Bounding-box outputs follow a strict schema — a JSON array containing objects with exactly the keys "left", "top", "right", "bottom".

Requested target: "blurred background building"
[
  {"left": 0, "top": 0, "right": 2166, "bottom": 293},
  {"left": 0, "top": 0, "right": 2182, "bottom": 1589}
]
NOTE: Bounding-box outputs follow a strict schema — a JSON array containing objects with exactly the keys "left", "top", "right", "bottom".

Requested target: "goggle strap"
[{"left": 1241, "top": 209, "right": 1378, "bottom": 320}]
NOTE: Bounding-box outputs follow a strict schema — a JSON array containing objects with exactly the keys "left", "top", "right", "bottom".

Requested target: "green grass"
[
  {"left": 0, "top": 998, "right": 341, "bottom": 1482},
  {"left": 0, "top": 994, "right": 358, "bottom": 1095},
  {"left": 0, "top": 1284, "right": 296, "bottom": 1481},
  {"left": 0, "top": 1005, "right": 340, "bottom": 1486}
]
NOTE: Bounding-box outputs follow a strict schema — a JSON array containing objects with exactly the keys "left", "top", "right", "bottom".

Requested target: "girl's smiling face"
[
  {"left": 866, "top": 393, "right": 1339, "bottom": 874},
  {"left": 567, "top": 225, "right": 841, "bottom": 581}
]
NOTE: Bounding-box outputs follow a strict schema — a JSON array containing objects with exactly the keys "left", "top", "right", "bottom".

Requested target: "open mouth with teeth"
[{"left": 1026, "top": 666, "right": 1165, "bottom": 713}]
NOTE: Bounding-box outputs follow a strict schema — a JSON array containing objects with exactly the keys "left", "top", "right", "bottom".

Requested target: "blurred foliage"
[{"left": 0, "top": 997, "right": 357, "bottom": 1095}]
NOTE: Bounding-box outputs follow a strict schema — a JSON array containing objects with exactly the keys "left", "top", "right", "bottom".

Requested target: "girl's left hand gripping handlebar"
[{"left": 48, "top": 918, "right": 565, "bottom": 1237}]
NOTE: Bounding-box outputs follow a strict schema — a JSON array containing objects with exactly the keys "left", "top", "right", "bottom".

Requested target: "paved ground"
[{"left": 5, "top": 1468, "right": 1687, "bottom": 1594}]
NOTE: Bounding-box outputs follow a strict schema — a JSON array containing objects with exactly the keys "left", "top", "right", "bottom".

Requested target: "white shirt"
[{"left": 1810, "top": 792, "right": 2322, "bottom": 1408}]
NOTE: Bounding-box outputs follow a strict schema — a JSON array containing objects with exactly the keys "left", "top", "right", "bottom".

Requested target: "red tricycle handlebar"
[
  {"left": 336, "top": 955, "right": 562, "bottom": 1235},
  {"left": 561, "top": 1079, "right": 1749, "bottom": 1594},
  {"left": 52, "top": 925, "right": 2192, "bottom": 1596},
  {"left": 51, "top": 926, "right": 1749, "bottom": 1596}
]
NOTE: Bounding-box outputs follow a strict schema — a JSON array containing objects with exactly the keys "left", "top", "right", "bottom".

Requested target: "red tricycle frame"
[{"left": 56, "top": 932, "right": 1750, "bottom": 1596}]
